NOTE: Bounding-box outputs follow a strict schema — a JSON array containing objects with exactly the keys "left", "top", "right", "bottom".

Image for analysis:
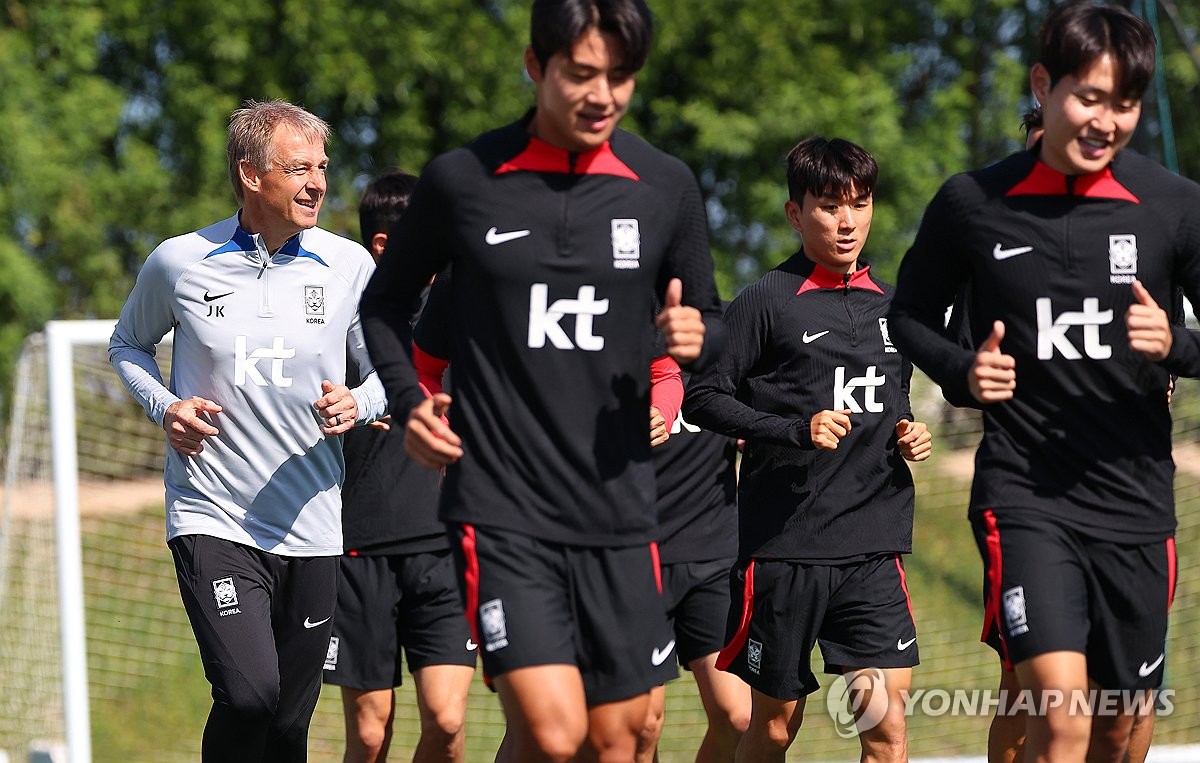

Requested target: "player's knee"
[
  {"left": 717, "top": 702, "right": 751, "bottom": 738},
  {"left": 1088, "top": 714, "right": 1136, "bottom": 763},
  {"left": 420, "top": 703, "right": 466, "bottom": 745},
  {"left": 748, "top": 716, "right": 795, "bottom": 753},
  {"left": 1034, "top": 710, "right": 1091, "bottom": 751},
  {"left": 858, "top": 715, "right": 908, "bottom": 763},
  {"left": 637, "top": 701, "right": 665, "bottom": 750},
  {"left": 352, "top": 718, "right": 391, "bottom": 758},
  {"left": 212, "top": 673, "right": 279, "bottom": 725},
  {"left": 525, "top": 723, "right": 587, "bottom": 763}
]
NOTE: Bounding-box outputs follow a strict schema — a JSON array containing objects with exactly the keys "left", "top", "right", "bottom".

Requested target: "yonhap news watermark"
[{"left": 825, "top": 669, "right": 1175, "bottom": 739}]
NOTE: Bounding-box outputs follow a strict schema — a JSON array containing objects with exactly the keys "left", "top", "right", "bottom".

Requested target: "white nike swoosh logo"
[
  {"left": 466, "top": 639, "right": 478, "bottom": 651},
  {"left": 897, "top": 637, "right": 917, "bottom": 651},
  {"left": 485, "top": 227, "right": 531, "bottom": 245},
  {"left": 993, "top": 243, "right": 1033, "bottom": 260},
  {"left": 1138, "top": 653, "right": 1165, "bottom": 677},
  {"left": 802, "top": 330, "right": 830, "bottom": 344},
  {"left": 651, "top": 640, "right": 676, "bottom": 666},
  {"left": 303, "top": 616, "right": 331, "bottom": 629}
]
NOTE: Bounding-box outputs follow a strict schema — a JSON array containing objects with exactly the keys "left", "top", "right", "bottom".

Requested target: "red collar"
[
  {"left": 797, "top": 262, "right": 883, "bottom": 295},
  {"left": 495, "top": 136, "right": 639, "bottom": 180},
  {"left": 1006, "top": 160, "right": 1139, "bottom": 202}
]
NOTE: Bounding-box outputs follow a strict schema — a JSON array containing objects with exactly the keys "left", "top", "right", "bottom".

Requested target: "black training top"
[
  {"left": 653, "top": 375, "right": 740, "bottom": 564},
  {"left": 340, "top": 286, "right": 445, "bottom": 555},
  {"left": 888, "top": 148, "right": 1200, "bottom": 542},
  {"left": 684, "top": 254, "right": 915, "bottom": 562},
  {"left": 361, "top": 112, "right": 725, "bottom": 547}
]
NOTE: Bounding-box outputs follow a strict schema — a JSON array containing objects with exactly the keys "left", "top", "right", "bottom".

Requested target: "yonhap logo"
[{"left": 826, "top": 669, "right": 889, "bottom": 739}]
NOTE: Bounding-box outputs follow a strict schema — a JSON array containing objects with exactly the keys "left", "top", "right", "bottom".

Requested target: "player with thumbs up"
[
  {"left": 887, "top": 4, "right": 1200, "bottom": 760},
  {"left": 360, "top": 3, "right": 725, "bottom": 758}
]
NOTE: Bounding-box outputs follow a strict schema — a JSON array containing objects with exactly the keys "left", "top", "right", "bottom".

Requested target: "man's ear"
[
  {"left": 370, "top": 232, "right": 388, "bottom": 261},
  {"left": 238, "top": 159, "right": 262, "bottom": 196},
  {"left": 784, "top": 199, "right": 804, "bottom": 235},
  {"left": 524, "top": 46, "right": 544, "bottom": 83},
  {"left": 1030, "top": 63, "right": 1052, "bottom": 106}
]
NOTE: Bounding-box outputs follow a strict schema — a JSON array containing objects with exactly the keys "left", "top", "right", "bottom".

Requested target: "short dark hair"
[
  {"left": 358, "top": 169, "right": 418, "bottom": 245},
  {"left": 786, "top": 137, "right": 878, "bottom": 202},
  {"left": 1037, "top": 1, "right": 1156, "bottom": 102},
  {"left": 1021, "top": 104, "right": 1044, "bottom": 136},
  {"left": 530, "top": 0, "right": 653, "bottom": 73}
]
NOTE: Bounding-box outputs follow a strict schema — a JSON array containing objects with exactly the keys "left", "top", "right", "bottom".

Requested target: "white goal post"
[{"left": 45, "top": 320, "right": 116, "bottom": 763}]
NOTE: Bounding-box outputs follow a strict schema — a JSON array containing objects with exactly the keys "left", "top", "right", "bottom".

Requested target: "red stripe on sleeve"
[
  {"left": 649, "top": 355, "right": 683, "bottom": 433},
  {"left": 413, "top": 343, "right": 449, "bottom": 397}
]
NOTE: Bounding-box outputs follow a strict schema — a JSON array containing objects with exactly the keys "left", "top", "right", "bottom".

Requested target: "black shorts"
[
  {"left": 453, "top": 523, "right": 678, "bottom": 705},
  {"left": 972, "top": 508, "right": 1175, "bottom": 689},
  {"left": 716, "top": 554, "right": 918, "bottom": 700},
  {"left": 660, "top": 558, "right": 736, "bottom": 669},
  {"left": 323, "top": 549, "right": 477, "bottom": 691}
]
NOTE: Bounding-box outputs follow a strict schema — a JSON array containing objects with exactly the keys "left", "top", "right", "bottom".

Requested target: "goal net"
[{"left": 2, "top": 320, "right": 1199, "bottom": 761}]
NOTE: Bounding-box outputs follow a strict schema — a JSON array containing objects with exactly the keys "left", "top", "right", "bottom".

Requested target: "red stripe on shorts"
[
  {"left": 459, "top": 524, "right": 481, "bottom": 647},
  {"left": 894, "top": 554, "right": 915, "bottom": 621},
  {"left": 980, "top": 509, "right": 1013, "bottom": 671},
  {"left": 715, "top": 559, "right": 756, "bottom": 671},
  {"left": 1167, "top": 536, "right": 1177, "bottom": 612},
  {"left": 649, "top": 541, "right": 663, "bottom": 594}
]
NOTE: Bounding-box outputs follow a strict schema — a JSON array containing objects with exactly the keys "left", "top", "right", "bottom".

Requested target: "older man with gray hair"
[{"left": 110, "top": 99, "right": 384, "bottom": 761}]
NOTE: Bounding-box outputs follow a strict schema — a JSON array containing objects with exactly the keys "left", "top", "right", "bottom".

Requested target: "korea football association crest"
[
  {"left": 304, "top": 285, "right": 326, "bottom": 324},
  {"left": 1002, "top": 585, "right": 1029, "bottom": 637},
  {"left": 1109, "top": 234, "right": 1137, "bottom": 284},
  {"left": 611, "top": 218, "right": 641, "bottom": 269},
  {"left": 747, "top": 639, "right": 763, "bottom": 674},
  {"left": 878, "top": 318, "right": 896, "bottom": 353},
  {"left": 212, "top": 576, "right": 241, "bottom": 617},
  {"left": 480, "top": 598, "right": 510, "bottom": 652},
  {"left": 324, "top": 636, "right": 340, "bottom": 670}
]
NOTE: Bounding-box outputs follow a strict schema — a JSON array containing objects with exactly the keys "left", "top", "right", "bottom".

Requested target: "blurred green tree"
[{"left": 0, "top": 0, "right": 1196, "bottom": 412}]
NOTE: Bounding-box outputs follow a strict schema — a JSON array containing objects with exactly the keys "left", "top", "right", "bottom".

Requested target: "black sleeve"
[
  {"left": 897, "top": 355, "right": 915, "bottom": 423},
  {"left": 413, "top": 268, "right": 454, "bottom": 360},
  {"left": 361, "top": 164, "right": 454, "bottom": 417},
  {"left": 1161, "top": 181, "right": 1200, "bottom": 378},
  {"left": 657, "top": 162, "right": 726, "bottom": 372},
  {"left": 682, "top": 288, "right": 813, "bottom": 448},
  {"left": 887, "top": 177, "right": 978, "bottom": 408}
]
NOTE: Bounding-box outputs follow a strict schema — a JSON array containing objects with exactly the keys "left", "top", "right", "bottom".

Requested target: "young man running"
[
  {"left": 888, "top": 3, "right": 1200, "bottom": 760},
  {"left": 684, "top": 136, "right": 931, "bottom": 763},
  {"left": 637, "top": 362, "right": 750, "bottom": 763},
  {"left": 323, "top": 170, "right": 476, "bottom": 763},
  {"left": 359, "top": 1, "right": 724, "bottom": 760}
]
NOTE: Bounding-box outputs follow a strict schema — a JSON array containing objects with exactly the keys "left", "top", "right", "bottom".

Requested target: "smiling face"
[
  {"left": 787, "top": 189, "right": 873, "bottom": 274},
  {"left": 525, "top": 27, "right": 636, "bottom": 153},
  {"left": 1033, "top": 53, "right": 1141, "bottom": 176},
  {"left": 239, "top": 124, "right": 328, "bottom": 250}
]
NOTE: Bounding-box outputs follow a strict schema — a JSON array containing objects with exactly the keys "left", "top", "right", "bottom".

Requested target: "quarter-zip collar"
[
  {"left": 493, "top": 111, "right": 639, "bottom": 180},
  {"left": 795, "top": 255, "right": 883, "bottom": 295}
]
